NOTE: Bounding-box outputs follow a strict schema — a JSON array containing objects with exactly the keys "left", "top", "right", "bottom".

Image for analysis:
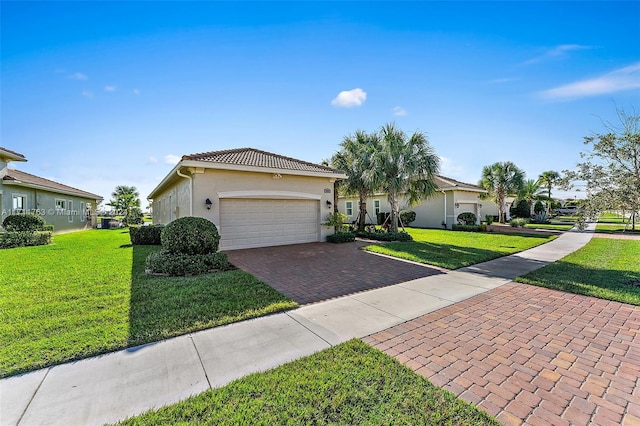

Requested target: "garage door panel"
[{"left": 220, "top": 199, "right": 320, "bottom": 250}]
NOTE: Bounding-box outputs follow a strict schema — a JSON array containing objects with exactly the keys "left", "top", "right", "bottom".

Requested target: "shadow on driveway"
[{"left": 226, "top": 241, "right": 442, "bottom": 305}]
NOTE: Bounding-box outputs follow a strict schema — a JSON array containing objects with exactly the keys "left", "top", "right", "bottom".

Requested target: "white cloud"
[
  {"left": 147, "top": 156, "right": 158, "bottom": 164},
  {"left": 81, "top": 90, "right": 94, "bottom": 98},
  {"left": 524, "top": 44, "right": 592, "bottom": 65},
  {"left": 104, "top": 85, "right": 117, "bottom": 92},
  {"left": 68, "top": 72, "right": 88, "bottom": 80},
  {"left": 164, "top": 154, "right": 181, "bottom": 165},
  {"left": 392, "top": 106, "right": 407, "bottom": 116},
  {"left": 133, "top": 89, "right": 141, "bottom": 95},
  {"left": 439, "top": 156, "right": 465, "bottom": 179},
  {"left": 331, "top": 88, "right": 367, "bottom": 108},
  {"left": 539, "top": 62, "right": 640, "bottom": 100}
]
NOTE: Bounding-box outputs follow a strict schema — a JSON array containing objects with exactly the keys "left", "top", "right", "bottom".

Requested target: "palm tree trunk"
[
  {"left": 358, "top": 193, "right": 367, "bottom": 231},
  {"left": 389, "top": 193, "right": 399, "bottom": 233}
]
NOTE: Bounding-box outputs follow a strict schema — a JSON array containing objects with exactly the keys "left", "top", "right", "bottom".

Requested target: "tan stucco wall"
[
  {"left": 339, "top": 190, "right": 497, "bottom": 229},
  {"left": 152, "top": 168, "right": 337, "bottom": 243}
]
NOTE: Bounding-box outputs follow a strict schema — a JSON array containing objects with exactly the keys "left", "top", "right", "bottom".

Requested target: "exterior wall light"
[
  {"left": 205, "top": 198, "right": 212, "bottom": 210},
  {"left": 326, "top": 200, "right": 332, "bottom": 209},
  {"left": 455, "top": 202, "right": 460, "bottom": 208}
]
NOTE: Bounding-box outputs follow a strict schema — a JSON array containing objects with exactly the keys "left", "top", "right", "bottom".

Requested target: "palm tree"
[
  {"left": 331, "top": 130, "right": 380, "bottom": 231},
  {"left": 368, "top": 123, "right": 440, "bottom": 233},
  {"left": 479, "top": 162, "right": 525, "bottom": 223},
  {"left": 519, "top": 179, "right": 544, "bottom": 215},
  {"left": 538, "top": 170, "right": 560, "bottom": 213},
  {"left": 107, "top": 185, "right": 141, "bottom": 225}
]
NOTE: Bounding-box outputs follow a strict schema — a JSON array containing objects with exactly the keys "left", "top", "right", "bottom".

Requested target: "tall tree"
[
  {"left": 331, "top": 130, "right": 380, "bottom": 231},
  {"left": 538, "top": 170, "right": 560, "bottom": 213},
  {"left": 107, "top": 185, "right": 142, "bottom": 225},
  {"left": 479, "top": 162, "right": 525, "bottom": 223},
  {"left": 562, "top": 106, "right": 640, "bottom": 230},
  {"left": 368, "top": 123, "right": 440, "bottom": 233}
]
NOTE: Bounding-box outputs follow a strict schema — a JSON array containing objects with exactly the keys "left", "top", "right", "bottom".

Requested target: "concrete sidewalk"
[{"left": 1, "top": 226, "right": 594, "bottom": 426}]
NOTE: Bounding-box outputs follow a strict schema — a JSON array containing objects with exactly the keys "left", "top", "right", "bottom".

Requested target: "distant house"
[
  {"left": 148, "top": 148, "right": 347, "bottom": 250},
  {"left": 338, "top": 175, "right": 503, "bottom": 229},
  {"left": 0, "top": 147, "right": 103, "bottom": 232}
]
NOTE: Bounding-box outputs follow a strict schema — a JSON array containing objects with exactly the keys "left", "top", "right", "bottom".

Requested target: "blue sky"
[{"left": 2, "top": 1, "right": 639, "bottom": 205}]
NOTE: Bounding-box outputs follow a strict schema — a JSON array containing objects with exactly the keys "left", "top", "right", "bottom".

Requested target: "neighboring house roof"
[
  {"left": 0, "top": 147, "right": 27, "bottom": 162},
  {"left": 149, "top": 147, "right": 346, "bottom": 199},
  {"left": 434, "top": 175, "right": 486, "bottom": 193},
  {"left": 183, "top": 148, "right": 341, "bottom": 174},
  {"left": 2, "top": 169, "right": 103, "bottom": 200}
]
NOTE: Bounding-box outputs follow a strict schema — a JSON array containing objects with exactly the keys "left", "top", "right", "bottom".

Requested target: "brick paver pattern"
[
  {"left": 364, "top": 282, "right": 640, "bottom": 426},
  {"left": 227, "top": 242, "right": 440, "bottom": 304}
]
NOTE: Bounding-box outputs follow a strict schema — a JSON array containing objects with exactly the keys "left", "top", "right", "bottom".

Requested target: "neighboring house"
[
  {"left": 0, "top": 147, "right": 103, "bottom": 232},
  {"left": 148, "top": 147, "right": 347, "bottom": 250},
  {"left": 338, "top": 175, "right": 504, "bottom": 229}
]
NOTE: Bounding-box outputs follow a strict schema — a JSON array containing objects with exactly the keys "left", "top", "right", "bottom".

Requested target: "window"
[
  {"left": 345, "top": 201, "right": 353, "bottom": 216},
  {"left": 80, "top": 202, "right": 85, "bottom": 222},
  {"left": 12, "top": 195, "right": 26, "bottom": 213},
  {"left": 68, "top": 200, "right": 74, "bottom": 222},
  {"left": 55, "top": 199, "right": 66, "bottom": 213},
  {"left": 374, "top": 200, "right": 381, "bottom": 215}
]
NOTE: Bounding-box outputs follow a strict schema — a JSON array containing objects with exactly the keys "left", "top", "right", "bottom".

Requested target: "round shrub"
[
  {"left": 456, "top": 212, "right": 477, "bottom": 226},
  {"left": 2, "top": 213, "right": 46, "bottom": 232},
  {"left": 161, "top": 217, "right": 220, "bottom": 255},
  {"left": 399, "top": 210, "right": 416, "bottom": 226},
  {"left": 146, "top": 250, "right": 229, "bottom": 276}
]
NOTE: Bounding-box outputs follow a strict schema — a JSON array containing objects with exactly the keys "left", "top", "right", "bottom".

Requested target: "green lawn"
[
  {"left": 364, "top": 228, "right": 556, "bottom": 269},
  {"left": 515, "top": 238, "right": 640, "bottom": 305},
  {"left": 116, "top": 340, "right": 498, "bottom": 426},
  {"left": 0, "top": 230, "right": 297, "bottom": 377},
  {"left": 596, "top": 212, "right": 640, "bottom": 234}
]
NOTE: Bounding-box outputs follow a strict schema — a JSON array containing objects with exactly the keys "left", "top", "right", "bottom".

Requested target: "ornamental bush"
[
  {"left": 0, "top": 231, "right": 52, "bottom": 249},
  {"left": 452, "top": 224, "right": 487, "bottom": 232},
  {"left": 129, "top": 225, "right": 164, "bottom": 245},
  {"left": 161, "top": 217, "right": 220, "bottom": 255},
  {"left": 326, "top": 232, "right": 356, "bottom": 243},
  {"left": 145, "top": 251, "right": 229, "bottom": 276},
  {"left": 355, "top": 231, "right": 413, "bottom": 242},
  {"left": 399, "top": 210, "right": 416, "bottom": 226},
  {"left": 2, "top": 213, "right": 46, "bottom": 232},
  {"left": 509, "top": 200, "right": 530, "bottom": 219},
  {"left": 456, "top": 212, "right": 477, "bottom": 226}
]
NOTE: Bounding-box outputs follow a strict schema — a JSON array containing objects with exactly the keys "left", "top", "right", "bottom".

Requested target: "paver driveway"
[
  {"left": 364, "top": 282, "right": 640, "bottom": 426},
  {"left": 226, "top": 241, "right": 441, "bottom": 304}
]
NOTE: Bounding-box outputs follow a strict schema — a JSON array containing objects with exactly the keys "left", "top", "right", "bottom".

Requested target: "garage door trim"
[{"left": 218, "top": 190, "right": 321, "bottom": 200}]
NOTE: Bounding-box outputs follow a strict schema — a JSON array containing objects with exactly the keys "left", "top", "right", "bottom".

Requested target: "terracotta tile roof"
[
  {"left": 2, "top": 169, "right": 103, "bottom": 200},
  {"left": 435, "top": 175, "right": 486, "bottom": 192},
  {"left": 183, "top": 148, "right": 342, "bottom": 174},
  {"left": 0, "top": 147, "right": 27, "bottom": 161}
]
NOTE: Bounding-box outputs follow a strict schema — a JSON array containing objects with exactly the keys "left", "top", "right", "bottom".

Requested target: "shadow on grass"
[
  {"left": 127, "top": 245, "right": 297, "bottom": 347},
  {"left": 516, "top": 262, "right": 640, "bottom": 306}
]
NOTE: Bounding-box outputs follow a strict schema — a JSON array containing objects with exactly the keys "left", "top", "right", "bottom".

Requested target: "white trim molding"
[{"left": 217, "top": 190, "right": 322, "bottom": 200}]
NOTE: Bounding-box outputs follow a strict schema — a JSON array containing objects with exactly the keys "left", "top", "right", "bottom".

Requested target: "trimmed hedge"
[
  {"left": 326, "top": 232, "right": 356, "bottom": 243},
  {"left": 452, "top": 224, "right": 487, "bottom": 232},
  {"left": 0, "top": 231, "right": 52, "bottom": 249},
  {"left": 145, "top": 251, "right": 229, "bottom": 276},
  {"left": 2, "top": 214, "right": 46, "bottom": 232},
  {"left": 161, "top": 217, "right": 220, "bottom": 255},
  {"left": 129, "top": 225, "right": 164, "bottom": 245},
  {"left": 355, "top": 231, "right": 413, "bottom": 242}
]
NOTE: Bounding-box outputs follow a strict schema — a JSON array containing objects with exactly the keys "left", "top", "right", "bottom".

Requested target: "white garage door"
[{"left": 219, "top": 199, "right": 320, "bottom": 250}]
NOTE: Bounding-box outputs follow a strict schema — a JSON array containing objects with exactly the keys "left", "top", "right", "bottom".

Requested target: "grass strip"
[
  {"left": 515, "top": 238, "right": 640, "bottom": 305},
  {"left": 116, "top": 340, "right": 498, "bottom": 425}
]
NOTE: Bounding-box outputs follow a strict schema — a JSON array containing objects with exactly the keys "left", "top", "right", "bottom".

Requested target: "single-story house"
[
  {"left": 338, "top": 175, "right": 504, "bottom": 229},
  {"left": 0, "top": 147, "right": 103, "bottom": 232},
  {"left": 148, "top": 147, "right": 347, "bottom": 250}
]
